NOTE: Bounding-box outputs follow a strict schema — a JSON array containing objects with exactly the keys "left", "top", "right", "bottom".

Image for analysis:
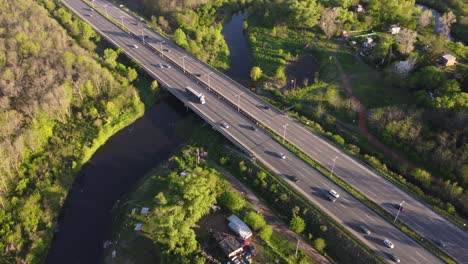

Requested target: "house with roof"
[
  {"left": 214, "top": 232, "right": 244, "bottom": 258},
  {"left": 441, "top": 54, "right": 456, "bottom": 66},
  {"left": 389, "top": 24, "right": 401, "bottom": 34}
]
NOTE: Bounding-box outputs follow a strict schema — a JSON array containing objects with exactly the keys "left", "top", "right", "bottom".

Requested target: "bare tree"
[
  {"left": 438, "top": 11, "right": 456, "bottom": 37},
  {"left": 419, "top": 9, "right": 433, "bottom": 28},
  {"left": 319, "top": 8, "right": 340, "bottom": 39},
  {"left": 396, "top": 28, "right": 417, "bottom": 54}
]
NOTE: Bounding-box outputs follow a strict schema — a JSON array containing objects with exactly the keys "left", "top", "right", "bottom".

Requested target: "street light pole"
[
  {"left": 180, "top": 55, "right": 187, "bottom": 73},
  {"left": 159, "top": 41, "right": 165, "bottom": 57},
  {"left": 120, "top": 16, "right": 124, "bottom": 28},
  {"left": 104, "top": 4, "right": 108, "bottom": 16},
  {"left": 282, "top": 123, "right": 289, "bottom": 144},
  {"left": 394, "top": 201, "right": 405, "bottom": 223},
  {"left": 330, "top": 156, "right": 338, "bottom": 177},
  {"left": 140, "top": 28, "right": 145, "bottom": 44},
  {"left": 235, "top": 92, "right": 244, "bottom": 112},
  {"left": 203, "top": 72, "right": 213, "bottom": 91}
]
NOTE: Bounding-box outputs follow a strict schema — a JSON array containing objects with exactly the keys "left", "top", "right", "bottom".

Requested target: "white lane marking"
[
  {"left": 388, "top": 232, "right": 398, "bottom": 240},
  {"left": 364, "top": 213, "right": 373, "bottom": 222},
  {"left": 339, "top": 202, "right": 346, "bottom": 208},
  {"left": 415, "top": 251, "right": 427, "bottom": 261},
  {"left": 410, "top": 257, "right": 421, "bottom": 263},
  {"left": 367, "top": 189, "right": 377, "bottom": 197}
]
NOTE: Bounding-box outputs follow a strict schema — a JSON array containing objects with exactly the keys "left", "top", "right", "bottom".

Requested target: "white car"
[
  {"left": 278, "top": 152, "right": 286, "bottom": 159},
  {"left": 384, "top": 238, "right": 395, "bottom": 249},
  {"left": 132, "top": 44, "right": 138, "bottom": 48},
  {"left": 220, "top": 122, "right": 229, "bottom": 129},
  {"left": 329, "top": 189, "right": 339, "bottom": 199}
]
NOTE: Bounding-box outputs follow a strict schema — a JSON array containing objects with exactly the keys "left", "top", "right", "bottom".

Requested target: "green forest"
[{"left": 0, "top": 0, "right": 144, "bottom": 262}]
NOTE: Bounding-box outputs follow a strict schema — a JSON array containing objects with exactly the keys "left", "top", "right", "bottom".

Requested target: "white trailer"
[{"left": 185, "top": 86, "right": 205, "bottom": 104}]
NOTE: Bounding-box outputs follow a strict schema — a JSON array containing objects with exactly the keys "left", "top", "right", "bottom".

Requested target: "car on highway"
[
  {"left": 329, "top": 189, "right": 339, "bottom": 199},
  {"left": 389, "top": 254, "right": 400, "bottom": 263},
  {"left": 132, "top": 44, "right": 138, "bottom": 48},
  {"left": 327, "top": 194, "right": 337, "bottom": 203},
  {"left": 359, "top": 225, "right": 371, "bottom": 235},
  {"left": 194, "top": 73, "right": 202, "bottom": 77},
  {"left": 432, "top": 239, "right": 446, "bottom": 248},
  {"left": 277, "top": 152, "right": 286, "bottom": 159},
  {"left": 249, "top": 126, "right": 258, "bottom": 131},
  {"left": 163, "top": 48, "right": 171, "bottom": 52},
  {"left": 394, "top": 203, "right": 405, "bottom": 212},
  {"left": 262, "top": 104, "right": 270, "bottom": 110},
  {"left": 220, "top": 122, "right": 229, "bottom": 129},
  {"left": 290, "top": 176, "right": 300, "bottom": 183},
  {"left": 384, "top": 238, "right": 395, "bottom": 249},
  {"left": 163, "top": 64, "right": 171, "bottom": 69}
]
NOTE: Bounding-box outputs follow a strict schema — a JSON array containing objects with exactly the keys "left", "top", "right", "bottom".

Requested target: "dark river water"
[
  {"left": 222, "top": 12, "right": 253, "bottom": 86},
  {"left": 46, "top": 95, "right": 187, "bottom": 263}
]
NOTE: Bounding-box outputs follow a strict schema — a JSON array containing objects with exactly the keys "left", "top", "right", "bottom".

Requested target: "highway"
[
  {"left": 55, "top": 0, "right": 449, "bottom": 263},
  {"left": 84, "top": 0, "right": 468, "bottom": 262}
]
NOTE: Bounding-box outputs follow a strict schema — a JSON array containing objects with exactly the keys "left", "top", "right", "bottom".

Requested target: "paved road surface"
[{"left": 54, "top": 1, "right": 447, "bottom": 263}]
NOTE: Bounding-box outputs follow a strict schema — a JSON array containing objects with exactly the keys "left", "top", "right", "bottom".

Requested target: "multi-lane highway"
[
  {"left": 81, "top": 0, "right": 468, "bottom": 262},
  {"left": 54, "top": 0, "right": 461, "bottom": 263}
]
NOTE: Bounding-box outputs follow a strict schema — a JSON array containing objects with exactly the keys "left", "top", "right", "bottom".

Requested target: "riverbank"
[{"left": 46, "top": 94, "right": 187, "bottom": 263}]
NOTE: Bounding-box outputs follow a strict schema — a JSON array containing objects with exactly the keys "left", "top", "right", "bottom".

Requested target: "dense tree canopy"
[{"left": 0, "top": 0, "right": 143, "bottom": 261}]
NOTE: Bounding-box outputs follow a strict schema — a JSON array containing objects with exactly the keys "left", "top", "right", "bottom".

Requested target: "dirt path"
[
  {"left": 214, "top": 165, "right": 332, "bottom": 264},
  {"left": 332, "top": 53, "right": 416, "bottom": 170}
]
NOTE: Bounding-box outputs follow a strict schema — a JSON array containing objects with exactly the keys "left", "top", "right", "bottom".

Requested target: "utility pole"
[
  {"left": 235, "top": 92, "right": 244, "bottom": 112},
  {"left": 330, "top": 156, "right": 338, "bottom": 177},
  {"left": 295, "top": 238, "right": 300, "bottom": 258},
  {"left": 394, "top": 201, "right": 405, "bottom": 223},
  {"left": 282, "top": 123, "right": 289, "bottom": 144},
  {"left": 140, "top": 28, "right": 145, "bottom": 44},
  {"left": 104, "top": 4, "right": 108, "bottom": 16},
  {"left": 120, "top": 16, "right": 124, "bottom": 29},
  {"left": 180, "top": 55, "right": 187, "bottom": 73},
  {"left": 159, "top": 41, "right": 165, "bottom": 56},
  {"left": 203, "top": 72, "right": 213, "bottom": 91}
]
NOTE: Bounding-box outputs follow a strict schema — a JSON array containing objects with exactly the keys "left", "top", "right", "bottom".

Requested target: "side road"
[{"left": 214, "top": 165, "right": 332, "bottom": 264}]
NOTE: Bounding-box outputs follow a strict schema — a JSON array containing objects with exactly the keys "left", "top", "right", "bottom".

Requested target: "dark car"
[
  {"left": 359, "top": 225, "right": 371, "bottom": 235},
  {"left": 394, "top": 203, "right": 405, "bottom": 212},
  {"left": 262, "top": 105, "right": 271, "bottom": 110},
  {"left": 433, "top": 239, "right": 446, "bottom": 248},
  {"left": 290, "top": 176, "right": 300, "bottom": 183},
  {"left": 327, "top": 194, "right": 337, "bottom": 203},
  {"left": 194, "top": 73, "right": 202, "bottom": 77},
  {"left": 250, "top": 126, "right": 258, "bottom": 131},
  {"left": 389, "top": 254, "right": 400, "bottom": 263}
]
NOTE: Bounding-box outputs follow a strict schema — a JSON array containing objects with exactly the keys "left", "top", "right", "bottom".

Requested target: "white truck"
[{"left": 185, "top": 86, "right": 205, "bottom": 104}]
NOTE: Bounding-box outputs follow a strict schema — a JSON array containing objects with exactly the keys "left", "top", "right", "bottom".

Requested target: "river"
[
  {"left": 222, "top": 12, "right": 253, "bottom": 86},
  {"left": 46, "top": 95, "right": 187, "bottom": 263}
]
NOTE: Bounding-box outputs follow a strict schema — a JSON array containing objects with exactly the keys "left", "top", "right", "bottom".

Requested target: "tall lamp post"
[
  {"left": 158, "top": 41, "right": 165, "bottom": 57},
  {"left": 330, "top": 156, "right": 339, "bottom": 177},
  {"left": 180, "top": 55, "right": 187, "bottom": 73},
  {"left": 394, "top": 201, "right": 406, "bottom": 223},
  {"left": 235, "top": 92, "right": 244, "bottom": 112},
  {"left": 120, "top": 16, "right": 125, "bottom": 28},
  {"left": 282, "top": 123, "right": 289, "bottom": 144},
  {"left": 104, "top": 4, "right": 108, "bottom": 16}
]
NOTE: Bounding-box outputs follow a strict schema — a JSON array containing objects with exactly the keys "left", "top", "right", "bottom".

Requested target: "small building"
[
  {"left": 227, "top": 215, "right": 252, "bottom": 240},
  {"left": 140, "top": 207, "right": 149, "bottom": 215},
  {"left": 214, "top": 232, "right": 244, "bottom": 258},
  {"left": 134, "top": 223, "right": 142, "bottom": 231},
  {"left": 389, "top": 24, "right": 401, "bottom": 34},
  {"left": 355, "top": 4, "right": 364, "bottom": 13},
  {"left": 363, "top": 37, "right": 374, "bottom": 48},
  {"left": 442, "top": 54, "right": 456, "bottom": 66}
]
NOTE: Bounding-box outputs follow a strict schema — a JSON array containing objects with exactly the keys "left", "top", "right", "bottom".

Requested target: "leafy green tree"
[
  {"left": 410, "top": 168, "right": 432, "bottom": 187},
  {"left": 259, "top": 225, "right": 273, "bottom": 241},
  {"left": 126, "top": 67, "right": 138, "bottom": 82},
  {"left": 250, "top": 66, "right": 263, "bottom": 81},
  {"left": 174, "top": 28, "right": 189, "bottom": 49},
  {"left": 150, "top": 80, "right": 159, "bottom": 93},
  {"left": 218, "top": 191, "right": 246, "bottom": 212},
  {"left": 244, "top": 211, "right": 266, "bottom": 231},
  {"left": 289, "top": 215, "right": 306, "bottom": 234},
  {"left": 314, "top": 238, "right": 326, "bottom": 253},
  {"left": 103, "top": 48, "right": 118, "bottom": 68},
  {"left": 289, "top": 0, "right": 320, "bottom": 29}
]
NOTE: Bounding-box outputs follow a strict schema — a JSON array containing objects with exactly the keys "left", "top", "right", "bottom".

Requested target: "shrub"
[
  {"left": 289, "top": 215, "right": 306, "bottom": 234},
  {"left": 218, "top": 191, "right": 246, "bottom": 212},
  {"left": 244, "top": 211, "right": 266, "bottom": 231},
  {"left": 314, "top": 238, "right": 326, "bottom": 253},
  {"left": 259, "top": 225, "right": 273, "bottom": 241}
]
